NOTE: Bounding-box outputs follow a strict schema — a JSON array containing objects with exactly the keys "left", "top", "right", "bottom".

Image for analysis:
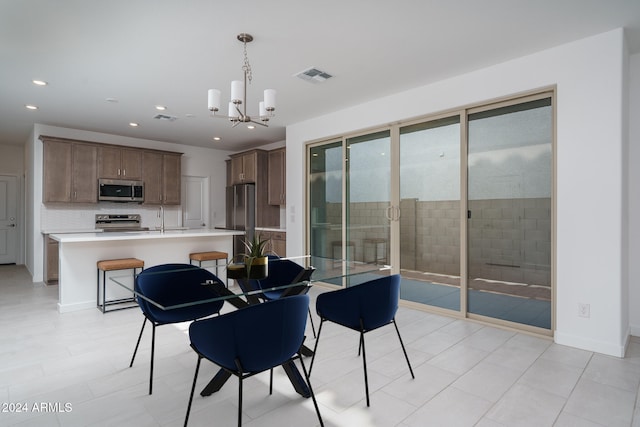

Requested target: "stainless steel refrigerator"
[{"left": 226, "top": 183, "right": 256, "bottom": 257}]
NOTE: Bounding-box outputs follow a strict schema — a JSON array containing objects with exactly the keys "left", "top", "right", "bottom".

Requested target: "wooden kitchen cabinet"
[
  {"left": 162, "top": 153, "right": 181, "bottom": 205},
  {"left": 268, "top": 148, "right": 286, "bottom": 205},
  {"left": 260, "top": 230, "right": 286, "bottom": 257},
  {"left": 98, "top": 146, "right": 142, "bottom": 179},
  {"left": 230, "top": 150, "right": 260, "bottom": 184},
  {"left": 42, "top": 137, "right": 97, "bottom": 203},
  {"left": 142, "top": 151, "right": 182, "bottom": 205}
]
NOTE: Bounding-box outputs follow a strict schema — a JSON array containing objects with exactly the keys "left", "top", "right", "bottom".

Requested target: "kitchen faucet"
[{"left": 159, "top": 206, "right": 165, "bottom": 233}]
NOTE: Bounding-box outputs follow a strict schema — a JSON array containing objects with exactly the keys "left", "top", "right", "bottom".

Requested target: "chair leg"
[
  {"left": 269, "top": 368, "right": 273, "bottom": 395},
  {"left": 149, "top": 322, "right": 156, "bottom": 395},
  {"left": 359, "top": 328, "right": 370, "bottom": 407},
  {"left": 309, "top": 319, "right": 325, "bottom": 375},
  {"left": 393, "top": 319, "right": 415, "bottom": 379},
  {"left": 307, "top": 308, "right": 317, "bottom": 338},
  {"left": 129, "top": 317, "right": 147, "bottom": 367},
  {"left": 235, "top": 359, "right": 244, "bottom": 427},
  {"left": 184, "top": 355, "right": 202, "bottom": 427},
  {"left": 297, "top": 351, "right": 324, "bottom": 427}
]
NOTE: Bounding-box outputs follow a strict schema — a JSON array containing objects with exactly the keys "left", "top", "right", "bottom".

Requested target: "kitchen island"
[{"left": 49, "top": 229, "right": 242, "bottom": 313}]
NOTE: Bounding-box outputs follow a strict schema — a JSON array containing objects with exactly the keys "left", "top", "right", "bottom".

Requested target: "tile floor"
[{"left": 1, "top": 264, "right": 640, "bottom": 426}]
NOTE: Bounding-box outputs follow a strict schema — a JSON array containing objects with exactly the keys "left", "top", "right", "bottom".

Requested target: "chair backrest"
[
  {"left": 316, "top": 274, "right": 400, "bottom": 331},
  {"left": 189, "top": 294, "right": 309, "bottom": 373},
  {"left": 135, "top": 263, "right": 225, "bottom": 323},
  {"left": 244, "top": 255, "right": 314, "bottom": 294}
]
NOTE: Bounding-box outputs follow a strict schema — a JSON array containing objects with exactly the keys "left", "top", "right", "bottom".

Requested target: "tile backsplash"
[{"left": 41, "top": 204, "right": 182, "bottom": 232}]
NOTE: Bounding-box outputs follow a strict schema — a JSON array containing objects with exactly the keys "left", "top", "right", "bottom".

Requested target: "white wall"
[
  {"left": 287, "top": 29, "right": 629, "bottom": 356},
  {"left": 26, "top": 125, "right": 233, "bottom": 282},
  {"left": 628, "top": 52, "right": 640, "bottom": 336}
]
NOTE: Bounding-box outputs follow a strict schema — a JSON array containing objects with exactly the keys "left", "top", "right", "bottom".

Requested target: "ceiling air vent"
[
  {"left": 153, "top": 114, "right": 177, "bottom": 122},
  {"left": 294, "top": 67, "right": 333, "bottom": 83}
]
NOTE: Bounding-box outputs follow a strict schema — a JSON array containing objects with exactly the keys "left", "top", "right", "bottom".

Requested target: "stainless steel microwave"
[{"left": 98, "top": 179, "right": 144, "bottom": 202}]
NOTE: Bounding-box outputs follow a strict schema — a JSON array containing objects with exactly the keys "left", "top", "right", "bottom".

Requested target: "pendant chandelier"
[{"left": 207, "top": 33, "right": 276, "bottom": 128}]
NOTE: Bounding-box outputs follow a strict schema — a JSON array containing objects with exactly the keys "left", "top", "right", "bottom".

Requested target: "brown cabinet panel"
[
  {"left": 142, "top": 152, "right": 181, "bottom": 205},
  {"left": 97, "top": 146, "right": 121, "bottom": 179},
  {"left": 230, "top": 151, "right": 258, "bottom": 184},
  {"left": 268, "top": 148, "right": 286, "bottom": 205},
  {"left": 121, "top": 149, "right": 142, "bottom": 179},
  {"left": 72, "top": 143, "right": 98, "bottom": 203},
  {"left": 162, "top": 153, "right": 181, "bottom": 205},
  {"left": 98, "top": 146, "right": 142, "bottom": 179},
  {"left": 43, "top": 140, "right": 72, "bottom": 203},
  {"left": 42, "top": 139, "right": 97, "bottom": 203},
  {"left": 142, "top": 151, "right": 163, "bottom": 204}
]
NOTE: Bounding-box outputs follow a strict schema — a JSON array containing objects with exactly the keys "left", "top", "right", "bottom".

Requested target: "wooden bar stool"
[
  {"left": 97, "top": 258, "right": 144, "bottom": 313},
  {"left": 189, "top": 251, "right": 229, "bottom": 286}
]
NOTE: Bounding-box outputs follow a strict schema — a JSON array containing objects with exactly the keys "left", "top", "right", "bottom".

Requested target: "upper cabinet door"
[
  {"left": 268, "top": 148, "right": 285, "bottom": 205},
  {"left": 121, "top": 149, "right": 142, "bottom": 180},
  {"left": 97, "top": 146, "right": 121, "bottom": 179},
  {"left": 72, "top": 143, "right": 98, "bottom": 203},
  {"left": 98, "top": 146, "right": 142, "bottom": 179},
  {"left": 43, "top": 140, "right": 73, "bottom": 203},
  {"left": 162, "top": 154, "right": 181, "bottom": 205}
]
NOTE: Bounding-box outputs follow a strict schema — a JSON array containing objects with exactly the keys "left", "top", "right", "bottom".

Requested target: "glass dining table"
[{"left": 110, "top": 255, "right": 391, "bottom": 398}]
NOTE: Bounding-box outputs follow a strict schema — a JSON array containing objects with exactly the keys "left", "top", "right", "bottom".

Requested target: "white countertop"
[
  {"left": 256, "top": 227, "right": 286, "bottom": 232},
  {"left": 49, "top": 228, "right": 243, "bottom": 243}
]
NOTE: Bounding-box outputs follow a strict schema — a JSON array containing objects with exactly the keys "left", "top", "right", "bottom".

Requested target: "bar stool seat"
[
  {"left": 97, "top": 258, "right": 144, "bottom": 313},
  {"left": 189, "top": 251, "right": 229, "bottom": 286}
]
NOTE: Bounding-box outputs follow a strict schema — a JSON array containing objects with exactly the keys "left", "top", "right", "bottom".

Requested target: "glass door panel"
[
  {"left": 309, "top": 141, "right": 343, "bottom": 279},
  {"left": 399, "top": 117, "right": 461, "bottom": 310},
  {"left": 345, "top": 130, "right": 391, "bottom": 285},
  {"left": 467, "top": 98, "right": 552, "bottom": 329}
]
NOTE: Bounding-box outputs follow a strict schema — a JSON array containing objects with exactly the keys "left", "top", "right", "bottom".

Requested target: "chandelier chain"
[{"left": 242, "top": 42, "right": 252, "bottom": 84}]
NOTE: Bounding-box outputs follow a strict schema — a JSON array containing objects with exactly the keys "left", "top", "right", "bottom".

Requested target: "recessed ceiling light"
[
  {"left": 129, "top": 122, "right": 139, "bottom": 127},
  {"left": 247, "top": 125, "right": 255, "bottom": 129},
  {"left": 213, "top": 137, "right": 221, "bottom": 141},
  {"left": 155, "top": 105, "right": 166, "bottom": 111},
  {"left": 25, "top": 104, "right": 38, "bottom": 110},
  {"left": 32, "top": 80, "right": 47, "bottom": 86}
]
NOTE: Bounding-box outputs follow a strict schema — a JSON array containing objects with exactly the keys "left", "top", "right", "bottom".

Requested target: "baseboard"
[
  {"left": 555, "top": 329, "right": 626, "bottom": 358},
  {"left": 58, "top": 300, "right": 95, "bottom": 313}
]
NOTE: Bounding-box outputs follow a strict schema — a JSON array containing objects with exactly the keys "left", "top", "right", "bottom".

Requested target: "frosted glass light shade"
[
  {"left": 231, "top": 80, "right": 244, "bottom": 104},
  {"left": 264, "top": 89, "right": 276, "bottom": 111},
  {"left": 207, "top": 89, "right": 221, "bottom": 111},
  {"left": 259, "top": 101, "right": 266, "bottom": 117}
]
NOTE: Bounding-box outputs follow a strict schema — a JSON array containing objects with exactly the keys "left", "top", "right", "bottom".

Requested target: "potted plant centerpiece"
[{"left": 227, "top": 233, "right": 270, "bottom": 280}]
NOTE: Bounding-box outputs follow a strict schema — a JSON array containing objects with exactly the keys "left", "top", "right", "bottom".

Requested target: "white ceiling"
[{"left": 1, "top": 0, "right": 639, "bottom": 152}]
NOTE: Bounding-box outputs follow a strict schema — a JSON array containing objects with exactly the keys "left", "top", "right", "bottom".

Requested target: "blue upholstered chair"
[
  {"left": 310, "top": 274, "right": 414, "bottom": 406},
  {"left": 244, "top": 255, "right": 317, "bottom": 337},
  {"left": 184, "top": 294, "right": 323, "bottom": 427},
  {"left": 129, "top": 264, "right": 225, "bottom": 395}
]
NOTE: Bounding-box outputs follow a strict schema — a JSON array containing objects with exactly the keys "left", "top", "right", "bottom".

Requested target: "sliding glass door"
[
  {"left": 307, "top": 92, "right": 554, "bottom": 332},
  {"left": 467, "top": 97, "right": 552, "bottom": 329},
  {"left": 399, "top": 117, "right": 461, "bottom": 310}
]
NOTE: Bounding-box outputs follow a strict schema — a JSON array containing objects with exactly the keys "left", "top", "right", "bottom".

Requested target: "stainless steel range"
[{"left": 95, "top": 214, "right": 149, "bottom": 232}]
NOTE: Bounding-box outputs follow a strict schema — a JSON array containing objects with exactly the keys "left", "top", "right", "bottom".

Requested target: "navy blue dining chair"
[
  {"left": 129, "top": 263, "right": 225, "bottom": 395},
  {"left": 184, "top": 294, "right": 323, "bottom": 427},
  {"left": 310, "top": 274, "right": 414, "bottom": 406},
  {"left": 244, "top": 255, "right": 317, "bottom": 337}
]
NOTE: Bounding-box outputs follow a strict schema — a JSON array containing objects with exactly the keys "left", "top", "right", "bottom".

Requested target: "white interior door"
[
  {"left": 0, "top": 175, "right": 18, "bottom": 264},
  {"left": 182, "top": 176, "right": 209, "bottom": 229}
]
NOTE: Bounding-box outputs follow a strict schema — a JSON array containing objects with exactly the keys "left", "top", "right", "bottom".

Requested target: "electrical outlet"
[{"left": 578, "top": 303, "right": 590, "bottom": 318}]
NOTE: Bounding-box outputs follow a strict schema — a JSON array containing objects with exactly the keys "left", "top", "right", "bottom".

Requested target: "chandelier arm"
[{"left": 249, "top": 119, "right": 268, "bottom": 127}]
